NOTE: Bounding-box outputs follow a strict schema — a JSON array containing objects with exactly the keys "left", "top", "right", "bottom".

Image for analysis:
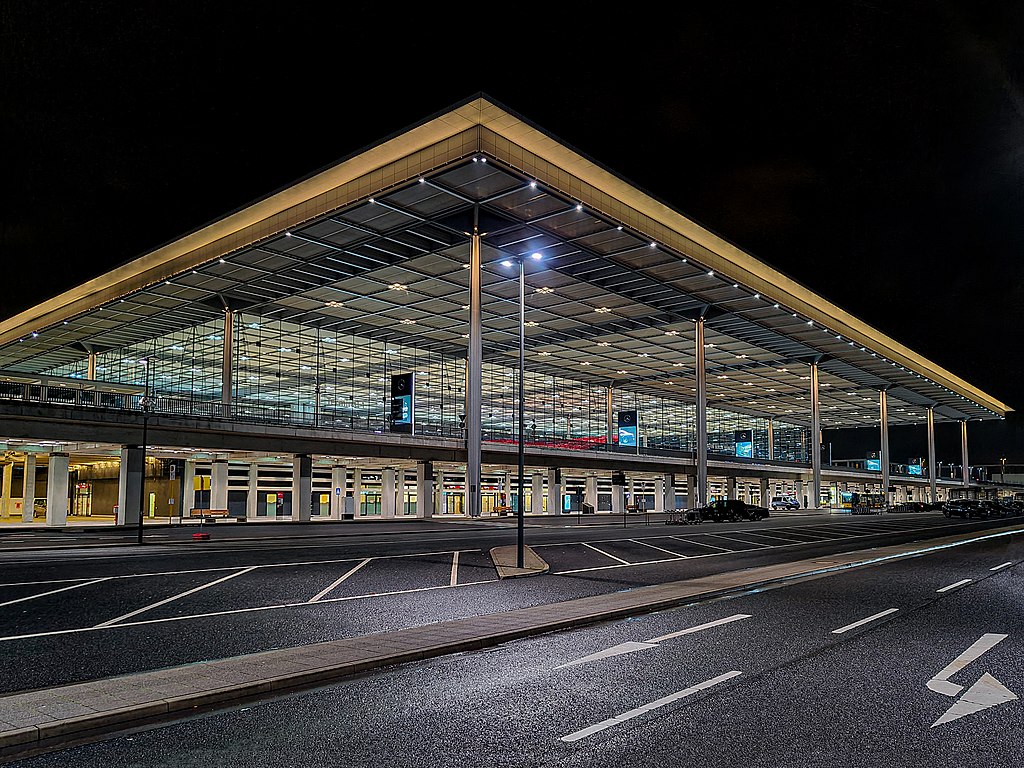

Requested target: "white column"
[
  {"left": 795, "top": 479, "right": 805, "bottom": 508},
  {"left": 654, "top": 476, "right": 665, "bottom": 512},
  {"left": 585, "top": 475, "right": 598, "bottom": 511},
  {"left": 416, "top": 462, "right": 434, "bottom": 518},
  {"left": 694, "top": 317, "right": 708, "bottom": 507},
  {"left": 547, "top": 468, "right": 561, "bottom": 514},
  {"left": 759, "top": 477, "right": 769, "bottom": 506},
  {"left": 0, "top": 462, "right": 12, "bottom": 517},
  {"left": 182, "top": 459, "right": 196, "bottom": 518},
  {"left": 531, "top": 473, "right": 543, "bottom": 514},
  {"left": 435, "top": 469, "right": 444, "bottom": 515},
  {"left": 466, "top": 222, "right": 483, "bottom": 518},
  {"left": 926, "top": 406, "right": 937, "bottom": 503},
  {"left": 353, "top": 468, "right": 363, "bottom": 516},
  {"left": 880, "top": 389, "right": 890, "bottom": 503},
  {"left": 221, "top": 308, "right": 234, "bottom": 418},
  {"left": 767, "top": 419, "right": 775, "bottom": 461},
  {"left": 726, "top": 476, "right": 737, "bottom": 500},
  {"left": 686, "top": 475, "right": 696, "bottom": 509},
  {"left": 381, "top": 468, "right": 396, "bottom": 518},
  {"left": 45, "top": 453, "right": 70, "bottom": 527},
  {"left": 396, "top": 468, "right": 406, "bottom": 515},
  {"left": 960, "top": 419, "right": 970, "bottom": 488},
  {"left": 246, "top": 463, "right": 259, "bottom": 520},
  {"left": 117, "top": 446, "right": 143, "bottom": 525},
  {"left": 211, "top": 459, "right": 229, "bottom": 510},
  {"left": 21, "top": 454, "right": 36, "bottom": 523},
  {"left": 810, "top": 361, "right": 822, "bottom": 509},
  {"left": 502, "top": 472, "right": 512, "bottom": 515},
  {"left": 330, "top": 465, "right": 347, "bottom": 519},
  {"left": 611, "top": 481, "right": 624, "bottom": 514},
  {"left": 291, "top": 455, "right": 312, "bottom": 521}
]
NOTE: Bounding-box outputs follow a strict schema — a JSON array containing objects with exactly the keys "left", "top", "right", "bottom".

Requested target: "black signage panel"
[{"left": 390, "top": 372, "right": 414, "bottom": 433}]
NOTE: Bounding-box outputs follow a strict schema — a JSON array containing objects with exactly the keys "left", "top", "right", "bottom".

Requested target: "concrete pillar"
[
  {"left": 45, "top": 453, "right": 70, "bottom": 527},
  {"left": 611, "top": 481, "right": 624, "bottom": 514},
  {"left": 961, "top": 420, "right": 970, "bottom": 488},
  {"left": 796, "top": 479, "right": 805, "bottom": 509},
  {"left": 810, "top": 361, "right": 822, "bottom": 509},
  {"left": 21, "top": 454, "right": 36, "bottom": 523},
  {"left": 654, "top": 476, "right": 665, "bottom": 513},
  {"left": 434, "top": 469, "right": 444, "bottom": 515},
  {"left": 117, "top": 446, "right": 143, "bottom": 526},
  {"left": 87, "top": 352, "right": 97, "bottom": 380},
  {"left": 502, "top": 472, "right": 512, "bottom": 515},
  {"left": 466, "top": 221, "right": 483, "bottom": 518},
  {"left": 416, "top": 461, "right": 434, "bottom": 518},
  {"left": 381, "top": 468, "right": 396, "bottom": 518},
  {"left": 0, "top": 462, "right": 12, "bottom": 517},
  {"left": 330, "top": 465, "right": 347, "bottom": 519},
  {"left": 759, "top": 477, "right": 769, "bottom": 506},
  {"left": 290, "top": 455, "right": 312, "bottom": 521},
  {"left": 211, "top": 459, "right": 229, "bottom": 510},
  {"left": 585, "top": 475, "right": 598, "bottom": 511},
  {"left": 726, "top": 476, "right": 737, "bottom": 500},
  {"left": 694, "top": 316, "right": 708, "bottom": 507},
  {"left": 686, "top": 475, "right": 696, "bottom": 509},
  {"left": 246, "top": 463, "right": 259, "bottom": 520},
  {"left": 396, "top": 468, "right": 407, "bottom": 515},
  {"left": 353, "top": 469, "right": 363, "bottom": 515},
  {"left": 547, "top": 468, "right": 561, "bottom": 514},
  {"left": 182, "top": 459, "right": 196, "bottom": 518},
  {"left": 880, "top": 389, "right": 890, "bottom": 503},
  {"left": 531, "top": 473, "right": 544, "bottom": 514},
  {"left": 926, "top": 406, "right": 937, "bottom": 504}
]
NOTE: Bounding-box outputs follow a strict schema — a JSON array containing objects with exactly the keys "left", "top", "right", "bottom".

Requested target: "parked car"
[
  {"left": 769, "top": 496, "right": 800, "bottom": 510},
  {"left": 702, "top": 499, "right": 770, "bottom": 522},
  {"left": 942, "top": 499, "right": 993, "bottom": 519}
]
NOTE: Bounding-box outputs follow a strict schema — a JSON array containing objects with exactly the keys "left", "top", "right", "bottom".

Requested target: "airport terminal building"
[{"left": 0, "top": 95, "right": 1012, "bottom": 526}]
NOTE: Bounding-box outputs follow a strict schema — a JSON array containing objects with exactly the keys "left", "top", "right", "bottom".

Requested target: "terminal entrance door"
[
  {"left": 72, "top": 483, "right": 92, "bottom": 516},
  {"left": 360, "top": 492, "right": 381, "bottom": 516},
  {"left": 443, "top": 492, "right": 463, "bottom": 515}
]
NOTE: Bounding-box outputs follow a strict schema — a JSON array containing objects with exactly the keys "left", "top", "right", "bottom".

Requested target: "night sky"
[{"left": 3, "top": 2, "right": 1023, "bottom": 464}]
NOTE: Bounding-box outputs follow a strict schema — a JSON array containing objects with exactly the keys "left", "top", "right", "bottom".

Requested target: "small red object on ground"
[{"left": 192, "top": 532, "right": 211, "bottom": 541}]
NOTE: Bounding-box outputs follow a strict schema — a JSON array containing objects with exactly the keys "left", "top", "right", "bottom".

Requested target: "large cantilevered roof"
[{"left": 0, "top": 94, "right": 1010, "bottom": 429}]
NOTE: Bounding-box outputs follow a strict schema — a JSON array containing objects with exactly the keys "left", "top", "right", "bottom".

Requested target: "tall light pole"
[{"left": 502, "top": 251, "right": 541, "bottom": 568}]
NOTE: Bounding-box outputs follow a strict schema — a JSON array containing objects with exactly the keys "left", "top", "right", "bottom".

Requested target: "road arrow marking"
[
  {"left": 927, "top": 633, "right": 1007, "bottom": 697},
  {"left": 554, "top": 614, "right": 751, "bottom": 669},
  {"left": 927, "top": 633, "right": 1017, "bottom": 727},
  {"left": 932, "top": 673, "right": 1019, "bottom": 727}
]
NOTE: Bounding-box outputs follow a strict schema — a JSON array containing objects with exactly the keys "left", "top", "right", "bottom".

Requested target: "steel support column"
[
  {"left": 221, "top": 308, "right": 234, "bottom": 418},
  {"left": 810, "top": 361, "right": 821, "bottom": 509},
  {"left": 694, "top": 317, "right": 708, "bottom": 509},
  {"left": 961, "top": 419, "right": 970, "bottom": 488},
  {"left": 926, "top": 406, "right": 937, "bottom": 503},
  {"left": 880, "top": 389, "right": 890, "bottom": 503},
  {"left": 466, "top": 216, "right": 482, "bottom": 517}
]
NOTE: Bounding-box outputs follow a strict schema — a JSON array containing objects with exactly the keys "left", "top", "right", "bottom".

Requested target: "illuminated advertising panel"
[
  {"left": 617, "top": 410, "right": 638, "bottom": 447},
  {"left": 735, "top": 429, "right": 753, "bottom": 458},
  {"left": 390, "top": 372, "right": 414, "bottom": 434}
]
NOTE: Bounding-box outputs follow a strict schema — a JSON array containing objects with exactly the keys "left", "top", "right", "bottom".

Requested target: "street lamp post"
[{"left": 502, "top": 252, "right": 541, "bottom": 569}]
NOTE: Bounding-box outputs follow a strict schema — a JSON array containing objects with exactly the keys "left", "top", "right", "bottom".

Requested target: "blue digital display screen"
[
  {"left": 866, "top": 459, "right": 881, "bottom": 471},
  {"left": 907, "top": 464, "right": 922, "bottom": 476},
  {"left": 618, "top": 426, "right": 637, "bottom": 446},
  {"left": 736, "top": 441, "right": 753, "bottom": 458}
]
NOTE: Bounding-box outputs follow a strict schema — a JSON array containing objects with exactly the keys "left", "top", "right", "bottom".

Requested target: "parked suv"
[{"left": 770, "top": 496, "right": 800, "bottom": 510}]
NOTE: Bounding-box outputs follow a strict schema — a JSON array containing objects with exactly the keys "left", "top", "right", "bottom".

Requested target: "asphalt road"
[
  {"left": 0, "top": 512, "right": 1013, "bottom": 695},
  {"left": 8, "top": 517, "right": 1022, "bottom": 767}
]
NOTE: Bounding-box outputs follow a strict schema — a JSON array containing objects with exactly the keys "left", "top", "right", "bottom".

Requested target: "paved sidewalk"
[{"left": 2, "top": 521, "right": 1017, "bottom": 763}]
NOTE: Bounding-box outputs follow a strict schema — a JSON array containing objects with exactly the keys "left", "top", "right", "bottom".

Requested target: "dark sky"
[{"left": 3, "top": 2, "right": 1023, "bottom": 463}]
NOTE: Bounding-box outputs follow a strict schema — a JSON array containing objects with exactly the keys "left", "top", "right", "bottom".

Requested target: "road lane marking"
[
  {"left": 831, "top": 608, "right": 899, "bottom": 634},
  {"left": 936, "top": 578, "right": 972, "bottom": 593},
  {"left": 647, "top": 613, "right": 752, "bottom": 643},
  {"left": 630, "top": 539, "right": 688, "bottom": 558},
  {"left": 94, "top": 567, "right": 257, "bottom": 626},
  {"left": 669, "top": 536, "right": 732, "bottom": 551},
  {"left": 450, "top": 551, "right": 459, "bottom": 586},
  {"left": 701, "top": 534, "right": 767, "bottom": 548},
  {"left": 990, "top": 562, "right": 1013, "bottom": 571},
  {"left": 0, "top": 578, "right": 499, "bottom": 642},
  {"left": 307, "top": 558, "right": 372, "bottom": 603},
  {"left": 559, "top": 671, "right": 742, "bottom": 742},
  {"left": 0, "top": 577, "right": 112, "bottom": 608},
  {"left": 583, "top": 542, "right": 631, "bottom": 564},
  {"left": 933, "top": 673, "right": 1019, "bottom": 727},
  {"left": 927, "top": 633, "right": 1008, "bottom": 697},
  {"left": 554, "top": 614, "right": 752, "bottom": 670}
]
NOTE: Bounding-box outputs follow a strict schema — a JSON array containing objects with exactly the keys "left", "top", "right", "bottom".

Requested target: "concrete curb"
[
  {"left": 1, "top": 522, "right": 1020, "bottom": 763},
  {"left": 489, "top": 544, "right": 550, "bottom": 578}
]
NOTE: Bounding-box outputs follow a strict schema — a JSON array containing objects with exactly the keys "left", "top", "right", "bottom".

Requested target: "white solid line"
[
  {"left": 94, "top": 567, "right": 257, "bottom": 626},
  {"left": 990, "top": 562, "right": 1013, "bottom": 571},
  {"left": 630, "top": 539, "right": 688, "bottom": 558},
  {"left": 669, "top": 536, "right": 732, "bottom": 551},
  {"left": 937, "top": 578, "right": 973, "bottom": 593},
  {"left": 307, "top": 558, "right": 372, "bottom": 603},
  {"left": 583, "top": 542, "right": 632, "bottom": 564},
  {"left": 831, "top": 608, "right": 899, "bottom": 634},
  {"left": 560, "top": 671, "right": 742, "bottom": 742},
  {"left": 647, "top": 613, "right": 752, "bottom": 643},
  {"left": 450, "top": 551, "right": 460, "bottom": 586},
  {"left": 0, "top": 579, "right": 499, "bottom": 643},
  {"left": 702, "top": 533, "right": 767, "bottom": 548},
  {"left": 0, "top": 577, "right": 112, "bottom": 608}
]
